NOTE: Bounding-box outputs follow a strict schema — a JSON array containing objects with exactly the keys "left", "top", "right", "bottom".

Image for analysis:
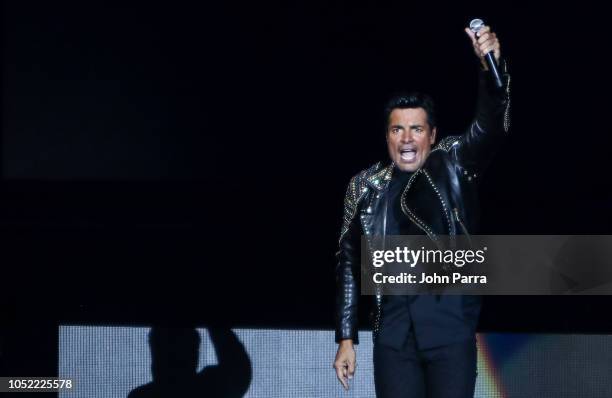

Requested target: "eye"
[{"left": 391, "top": 127, "right": 400, "bottom": 134}]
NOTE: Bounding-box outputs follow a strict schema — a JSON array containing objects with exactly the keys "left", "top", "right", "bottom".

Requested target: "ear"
[{"left": 429, "top": 127, "right": 437, "bottom": 145}]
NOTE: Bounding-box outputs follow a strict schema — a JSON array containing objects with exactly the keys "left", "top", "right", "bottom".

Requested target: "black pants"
[{"left": 373, "top": 332, "right": 477, "bottom": 398}]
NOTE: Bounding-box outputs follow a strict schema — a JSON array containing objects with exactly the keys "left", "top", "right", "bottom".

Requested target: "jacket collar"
[{"left": 366, "top": 162, "right": 394, "bottom": 191}]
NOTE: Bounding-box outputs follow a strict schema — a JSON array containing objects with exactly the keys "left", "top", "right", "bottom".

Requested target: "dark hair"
[{"left": 383, "top": 92, "right": 436, "bottom": 131}]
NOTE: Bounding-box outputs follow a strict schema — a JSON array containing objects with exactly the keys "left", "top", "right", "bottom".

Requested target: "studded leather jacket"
[{"left": 335, "top": 61, "right": 511, "bottom": 344}]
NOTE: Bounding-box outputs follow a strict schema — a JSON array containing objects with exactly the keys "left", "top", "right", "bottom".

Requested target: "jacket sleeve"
[
  {"left": 334, "top": 177, "right": 363, "bottom": 344},
  {"left": 446, "top": 58, "right": 511, "bottom": 175}
]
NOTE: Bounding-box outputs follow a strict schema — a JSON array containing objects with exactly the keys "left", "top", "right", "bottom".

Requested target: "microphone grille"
[{"left": 469, "top": 18, "right": 485, "bottom": 33}]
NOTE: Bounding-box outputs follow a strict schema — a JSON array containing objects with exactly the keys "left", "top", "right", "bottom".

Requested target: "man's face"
[{"left": 386, "top": 107, "right": 436, "bottom": 172}]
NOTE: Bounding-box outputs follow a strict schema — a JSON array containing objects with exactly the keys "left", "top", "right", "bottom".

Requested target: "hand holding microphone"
[{"left": 465, "top": 19, "right": 503, "bottom": 88}]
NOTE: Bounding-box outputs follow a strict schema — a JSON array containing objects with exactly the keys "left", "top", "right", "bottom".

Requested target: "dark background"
[{"left": 2, "top": 0, "right": 611, "bottom": 378}]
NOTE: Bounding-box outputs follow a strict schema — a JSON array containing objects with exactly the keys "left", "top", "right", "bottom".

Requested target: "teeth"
[{"left": 400, "top": 151, "right": 416, "bottom": 161}]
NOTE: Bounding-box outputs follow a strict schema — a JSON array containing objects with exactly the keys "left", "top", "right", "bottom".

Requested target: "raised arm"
[
  {"left": 206, "top": 328, "right": 252, "bottom": 397},
  {"left": 444, "top": 25, "right": 511, "bottom": 175}
]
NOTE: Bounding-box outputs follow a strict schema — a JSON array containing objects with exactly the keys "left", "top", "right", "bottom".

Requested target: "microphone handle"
[{"left": 484, "top": 51, "right": 503, "bottom": 89}]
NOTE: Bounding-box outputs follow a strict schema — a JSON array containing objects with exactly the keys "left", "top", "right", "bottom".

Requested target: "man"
[
  {"left": 333, "top": 25, "right": 510, "bottom": 398},
  {"left": 129, "top": 327, "right": 251, "bottom": 398}
]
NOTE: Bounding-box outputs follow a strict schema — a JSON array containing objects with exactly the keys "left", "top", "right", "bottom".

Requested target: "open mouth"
[{"left": 399, "top": 148, "right": 417, "bottom": 162}]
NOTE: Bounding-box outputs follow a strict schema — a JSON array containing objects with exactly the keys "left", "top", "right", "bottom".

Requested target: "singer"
[{"left": 333, "top": 24, "right": 510, "bottom": 398}]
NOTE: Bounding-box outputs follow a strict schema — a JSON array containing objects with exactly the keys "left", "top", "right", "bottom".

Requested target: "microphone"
[{"left": 469, "top": 18, "right": 503, "bottom": 88}]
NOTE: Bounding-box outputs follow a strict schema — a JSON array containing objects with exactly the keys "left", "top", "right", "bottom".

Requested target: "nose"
[{"left": 399, "top": 129, "right": 413, "bottom": 143}]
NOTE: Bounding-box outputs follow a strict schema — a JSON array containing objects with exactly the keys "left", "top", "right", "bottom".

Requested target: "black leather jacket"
[{"left": 335, "top": 61, "right": 511, "bottom": 344}]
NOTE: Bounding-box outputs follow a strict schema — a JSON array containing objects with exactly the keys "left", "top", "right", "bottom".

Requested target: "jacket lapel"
[{"left": 366, "top": 163, "right": 394, "bottom": 191}]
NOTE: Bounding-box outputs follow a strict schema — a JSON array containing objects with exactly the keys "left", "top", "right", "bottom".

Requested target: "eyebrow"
[{"left": 389, "top": 124, "right": 427, "bottom": 132}]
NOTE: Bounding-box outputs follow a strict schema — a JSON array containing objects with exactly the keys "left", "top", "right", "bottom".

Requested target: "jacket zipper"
[{"left": 453, "top": 207, "right": 473, "bottom": 246}]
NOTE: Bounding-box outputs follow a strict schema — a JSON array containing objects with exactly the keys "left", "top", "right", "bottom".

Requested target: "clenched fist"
[{"left": 464, "top": 25, "right": 501, "bottom": 70}]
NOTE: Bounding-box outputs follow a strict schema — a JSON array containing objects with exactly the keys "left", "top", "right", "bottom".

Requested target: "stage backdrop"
[{"left": 58, "top": 326, "right": 612, "bottom": 398}]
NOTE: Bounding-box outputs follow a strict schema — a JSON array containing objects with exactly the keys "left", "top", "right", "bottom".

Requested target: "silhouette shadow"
[
  {"left": 552, "top": 236, "right": 612, "bottom": 294},
  {"left": 128, "top": 327, "right": 252, "bottom": 398}
]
